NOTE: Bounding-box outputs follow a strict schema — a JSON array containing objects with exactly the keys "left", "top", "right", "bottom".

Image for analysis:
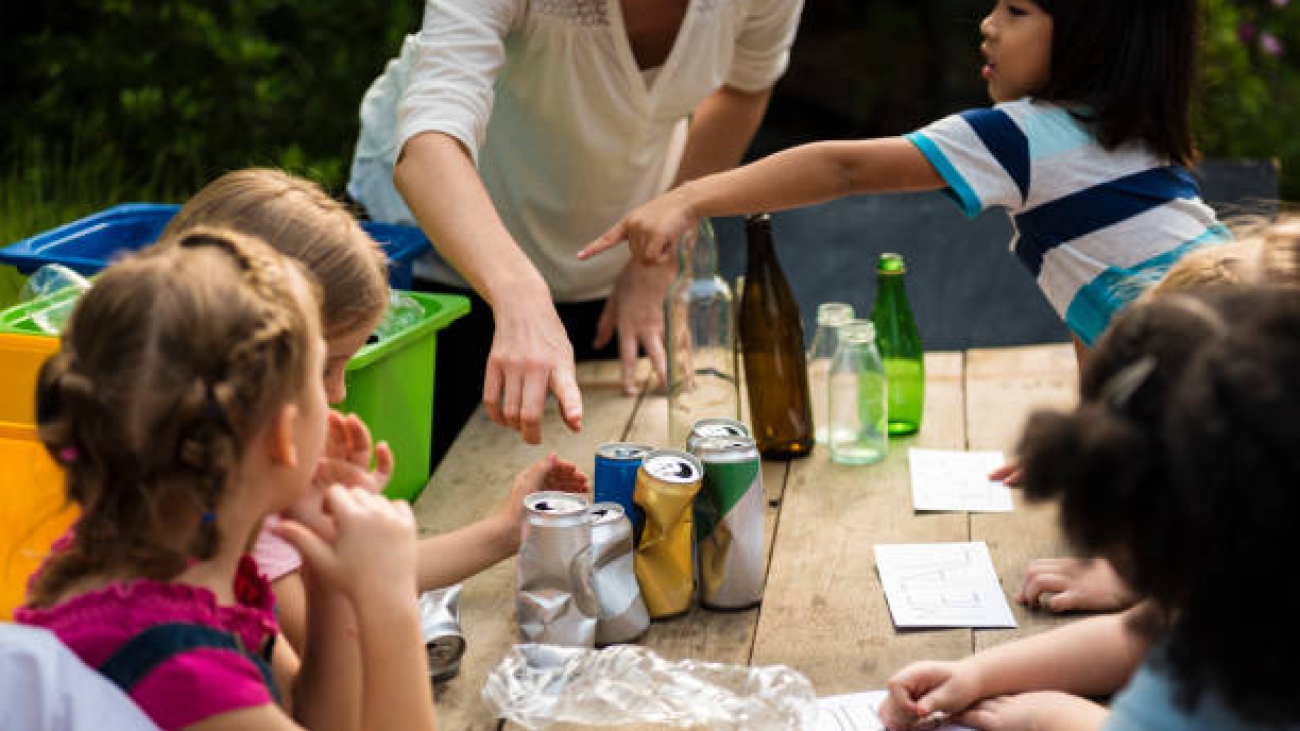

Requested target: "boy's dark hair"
[
  {"left": 1033, "top": 0, "right": 1199, "bottom": 167},
  {"left": 1017, "top": 287, "right": 1300, "bottom": 721}
]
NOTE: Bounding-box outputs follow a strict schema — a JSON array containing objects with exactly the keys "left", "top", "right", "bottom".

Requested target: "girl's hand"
[
  {"left": 314, "top": 410, "right": 394, "bottom": 494},
  {"left": 955, "top": 691, "right": 1106, "bottom": 731},
  {"left": 988, "top": 461, "right": 1023, "bottom": 487},
  {"left": 577, "top": 187, "right": 700, "bottom": 266},
  {"left": 880, "top": 660, "right": 982, "bottom": 730},
  {"left": 493, "top": 453, "right": 590, "bottom": 549},
  {"left": 274, "top": 484, "right": 418, "bottom": 604},
  {"left": 1017, "top": 557, "right": 1137, "bottom": 613}
]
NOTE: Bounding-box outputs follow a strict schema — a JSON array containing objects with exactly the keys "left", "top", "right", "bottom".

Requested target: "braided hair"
[{"left": 28, "top": 227, "right": 317, "bottom": 607}]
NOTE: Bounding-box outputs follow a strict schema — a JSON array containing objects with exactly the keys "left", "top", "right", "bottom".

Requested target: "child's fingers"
[
  {"left": 374, "top": 442, "right": 395, "bottom": 488},
  {"left": 577, "top": 221, "right": 628, "bottom": 260},
  {"left": 315, "top": 459, "right": 372, "bottom": 489},
  {"left": 272, "top": 519, "right": 334, "bottom": 574},
  {"left": 346, "top": 414, "right": 372, "bottom": 466},
  {"left": 326, "top": 410, "right": 349, "bottom": 457}
]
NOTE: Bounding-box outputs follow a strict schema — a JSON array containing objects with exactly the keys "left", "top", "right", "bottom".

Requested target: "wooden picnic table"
[{"left": 412, "top": 343, "right": 1080, "bottom": 731}]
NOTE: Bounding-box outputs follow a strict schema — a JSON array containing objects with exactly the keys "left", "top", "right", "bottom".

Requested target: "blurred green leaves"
[{"left": 1, "top": 0, "right": 419, "bottom": 197}]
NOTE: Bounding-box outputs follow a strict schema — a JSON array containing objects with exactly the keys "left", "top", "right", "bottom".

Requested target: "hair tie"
[
  {"left": 204, "top": 383, "right": 228, "bottom": 424},
  {"left": 201, "top": 511, "right": 217, "bottom": 524},
  {"left": 58, "top": 445, "right": 79, "bottom": 463},
  {"left": 1101, "top": 356, "right": 1158, "bottom": 413}
]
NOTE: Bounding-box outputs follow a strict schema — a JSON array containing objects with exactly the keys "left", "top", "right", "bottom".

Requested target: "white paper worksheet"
[
  {"left": 811, "top": 690, "right": 974, "bottom": 731},
  {"left": 908, "top": 448, "right": 1014, "bottom": 513},
  {"left": 874, "top": 542, "right": 1017, "bottom": 629}
]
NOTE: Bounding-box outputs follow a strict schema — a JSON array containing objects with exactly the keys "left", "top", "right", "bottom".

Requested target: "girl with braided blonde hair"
[
  {"left": 16, "top": 228, "right": 438, "bottom": 731},
  {"left": 165, "top": 168, "right": 589, "bottom": 658}
]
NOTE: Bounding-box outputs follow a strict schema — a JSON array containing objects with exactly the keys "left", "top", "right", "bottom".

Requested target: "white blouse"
[{"left": 349, "top": 0, "right": 803, "bottom": 300}]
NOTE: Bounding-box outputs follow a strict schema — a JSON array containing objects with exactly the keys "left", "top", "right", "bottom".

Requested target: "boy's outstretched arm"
[{"left": 578, "top": 137, "right": 945, "bottom": 264}]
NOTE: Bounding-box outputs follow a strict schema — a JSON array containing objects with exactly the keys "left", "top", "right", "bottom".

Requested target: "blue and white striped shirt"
[{"left": 906, "top": 98, "right": 1229, "bottom": 345}]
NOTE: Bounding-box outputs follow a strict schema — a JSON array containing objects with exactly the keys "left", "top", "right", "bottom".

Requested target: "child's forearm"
[
  {"left": 292, "top": 571, "right": 363, "bottom": 731},
  {"left": 416, "top": 516, "right": 517, "bottom": 592},
  {"left": 964, "top": 608, "right": 1150, "bottom": 700},
  {"left": 356, "top": 600, "right": 438, "bottom": 731},
  {"left": 681, "top": 138, "right": 944, "bottom": 220}
]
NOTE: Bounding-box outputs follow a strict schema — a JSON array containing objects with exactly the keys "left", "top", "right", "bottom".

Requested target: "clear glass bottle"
[
  {"left": 870, "top": 253, "right": 925, "bottom": 436},
  {"left": 807, "top": 302, "right": 855, "bottom": 445},
  {"left": 828, "top": 319, "right": 888, "bottom": 465},
  {"left": 739, "top": 213, "right": 814, "bottom": 460},
  {"left": 666, "top": 219, "right": 739, "bottom": 446}
]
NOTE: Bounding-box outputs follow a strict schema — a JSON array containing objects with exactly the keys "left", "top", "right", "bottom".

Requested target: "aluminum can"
[
  {"left": 417, "top": 584, "right": 466, "bottom": 682},
  {"left": 685, "top": 418, "right": 750, "bottom": 454},
  {"left": 691, "top": 436, "right": 766, "bottom": 610},
  {"left": 632, "top": 449, "right": 704, "bottom": 619},
  {"left": 516, "top": 492, "right": 598, "bottom": 647},
  {"left": 587, "top": 502, "right": 651, "bottom": 645},
  {"left": 593, "top": 442, "right": 654, "bottom": 538}
]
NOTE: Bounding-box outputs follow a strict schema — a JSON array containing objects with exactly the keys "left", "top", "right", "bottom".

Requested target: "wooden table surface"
[{"left": 412, "top": 343, "right": 1080, "bottom": 731}]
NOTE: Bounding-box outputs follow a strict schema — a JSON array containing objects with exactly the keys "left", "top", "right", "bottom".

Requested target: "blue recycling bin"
[{"left": 0, "top": 203, "right": 430, "bottom": 289}]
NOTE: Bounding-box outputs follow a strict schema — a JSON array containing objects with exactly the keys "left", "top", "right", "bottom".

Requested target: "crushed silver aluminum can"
[
  {"left": 418, "top": 584, "right": 466, "bottom": 682},
  {"left": 516, "top": 491, "right": 598, "bottom": 647},
  {"left": 587, "top": 502, "right": 650, "bottom": 645}
]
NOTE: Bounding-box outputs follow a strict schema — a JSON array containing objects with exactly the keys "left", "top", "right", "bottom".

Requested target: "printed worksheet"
[
  {"left": 811, "top": 690, "right": 974, "bottom": 731},
  {"left": 874, "top": 542, "right": 1017, "bottom": 629},
  {"left": 908, "top": 448, "right": 1014, "bottom": 513}
]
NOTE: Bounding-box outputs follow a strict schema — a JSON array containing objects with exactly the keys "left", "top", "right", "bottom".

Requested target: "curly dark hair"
[
  {"left": 1017, "top": 286, "right": 1300, "bottom": 722},
  {"left": 27, "top": 227, "right": 317, "bottom": 608}
]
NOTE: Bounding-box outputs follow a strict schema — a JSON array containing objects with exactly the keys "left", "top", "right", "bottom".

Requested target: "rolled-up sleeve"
[
  {"left": 397, "top": 0, "right": 522, "bottom": 165},
  {"left": 726, "top": 0, "right": 804, "bottom": 93}
]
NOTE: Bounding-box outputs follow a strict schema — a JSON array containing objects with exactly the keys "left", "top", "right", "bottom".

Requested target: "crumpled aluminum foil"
[{"left": 481, "top": 643, "right": 816, "bottom": 731}]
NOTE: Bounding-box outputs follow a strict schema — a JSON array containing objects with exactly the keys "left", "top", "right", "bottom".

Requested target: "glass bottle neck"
[{"left": 680, "top": 223, "right": 720, "bottom": 280}]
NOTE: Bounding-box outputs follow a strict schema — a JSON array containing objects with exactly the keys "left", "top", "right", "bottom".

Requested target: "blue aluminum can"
[{"left": 594, "top": 442, "right": 655, "bottom": 538}]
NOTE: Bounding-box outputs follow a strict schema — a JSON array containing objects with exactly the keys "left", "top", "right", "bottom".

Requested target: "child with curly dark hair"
[{"left": 879, "top": 286, "right": 1300, "bottom": 731}]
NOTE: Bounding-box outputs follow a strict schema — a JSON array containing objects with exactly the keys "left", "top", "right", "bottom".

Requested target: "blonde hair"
[
  {"left": 164, "top": 168, "right": 388, "bottom": 340},
  {"left": 29, "top": 227, "right": 317, "bottom": 607},
  {"left": 1152, "top": 215, "right": 1300, "bottom": 298}
]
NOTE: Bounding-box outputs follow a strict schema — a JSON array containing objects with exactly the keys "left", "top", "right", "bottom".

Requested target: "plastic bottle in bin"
[
  {"left": 869, "top": 253, "right": 924, "bottom": 436},
  {"left": 738, "top": 214, "right": 813, "bottom": 460},
  {"left": 665, "top": 219, "right": 739, "bottom": 446}
]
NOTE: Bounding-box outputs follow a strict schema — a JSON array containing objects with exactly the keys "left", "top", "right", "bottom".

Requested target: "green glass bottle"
[{"left": 869, "top": 253, "right": 924, "bottom": 436}]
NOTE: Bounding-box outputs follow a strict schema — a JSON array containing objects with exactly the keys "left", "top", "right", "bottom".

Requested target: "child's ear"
[{"left": 265, "top": 403, "right": 302, "bottom": 468}]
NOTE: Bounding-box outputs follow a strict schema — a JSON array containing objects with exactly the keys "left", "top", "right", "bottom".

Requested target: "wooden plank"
[
  {"left": 412, "top": 360, "right": 646, "bottom": 731},
  {"left": 508, "top": 376, "right": 791, "bottom": 731},
  {"left": 750, "top": 352, "right": 970, "bottom": 694},
  {"left": 965, "top": 344, "right": 1078, "bottom": 652}
]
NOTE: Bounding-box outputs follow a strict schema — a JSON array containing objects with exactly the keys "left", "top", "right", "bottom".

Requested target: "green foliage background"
[{"left": 0, "top": 0, "right": 1296, "bottom": 248}]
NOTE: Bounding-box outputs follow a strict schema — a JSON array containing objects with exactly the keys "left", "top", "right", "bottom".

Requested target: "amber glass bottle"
[{"left": 739, "top": 214, "right": 813, "bottom": 459}]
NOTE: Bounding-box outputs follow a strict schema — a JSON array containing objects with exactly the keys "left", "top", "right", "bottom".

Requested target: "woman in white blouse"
[{"left": 349, "top": 0, "right": 803, "bottom": 454}]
